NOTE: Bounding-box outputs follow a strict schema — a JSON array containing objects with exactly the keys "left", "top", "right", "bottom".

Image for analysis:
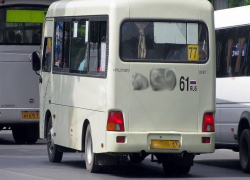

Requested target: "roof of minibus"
[
  {"left": 46, "top": 0, "right": 213, "bottom": 20},
  {"left": 215, "top": 5, "right": 250, "bottom": 29},
  {"left": 0, "top": 0, "right": 55, "bottom": 6}
]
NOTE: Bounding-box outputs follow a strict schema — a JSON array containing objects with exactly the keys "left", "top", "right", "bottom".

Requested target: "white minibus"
[
  {"left": 0, "top": 0, "right": 55, "bottom": 144},
  {"left": 215, "top": 6, "right": 250, "bottom": 173},
  {"left": 32, "top": 0, "right": 216, "bottom": 175}
]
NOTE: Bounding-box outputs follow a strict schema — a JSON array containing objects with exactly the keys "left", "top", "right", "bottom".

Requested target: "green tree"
[
  {"left": 244, "top": 0, "right": 250, "bottom": 5},
  {"left": 229, "top": 0, "right": 250, "bottom": 8}
]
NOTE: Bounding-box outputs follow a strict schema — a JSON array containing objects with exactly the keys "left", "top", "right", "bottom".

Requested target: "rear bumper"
[
  {"left": 105, "top": 131, "right": 215, "bottom": 154},
  {"left": 0, "top": 108, "right": 39, "bottom": 125}
]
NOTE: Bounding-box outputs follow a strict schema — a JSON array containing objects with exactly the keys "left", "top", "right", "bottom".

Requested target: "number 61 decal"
[
  {"left": 179, "top": 76, "right": 197, "bottom": 92},
  {"left": 188, "top": 45, "right": 199, "bottom": 61}
]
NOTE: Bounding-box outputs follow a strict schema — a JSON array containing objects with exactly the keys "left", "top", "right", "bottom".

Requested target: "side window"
[
  {"left": 54, "top": 21, "right": 70, "bottom": 71},
  {"left": 70, "top": 20, "right": 88, "bottom": 73},
  {"left": 54, "top": 22, "right": 63, "bottom": 68},
  {"left": 89, "top": 21, "right": 99, "bottom": 72},
  {"left": 89, "top": 21, "right": 107, "bottom": 72},
  {"left": 216, "top": 29, "right": 226, "bottom": 78},
  {"left": 53, "top": 17, "right": 108, "bottom": 76},
  {"left": 217, "top": 26, "right": 250, "bottom": 78},
  {"left": 42, "top": 37, "right": 52, "bottom": 72},
  {"left": 100, "top": 21, "right": 107, "bottom": 72},
  {"left": 63, "top": 22, "right": 70, "bottom": 69}
]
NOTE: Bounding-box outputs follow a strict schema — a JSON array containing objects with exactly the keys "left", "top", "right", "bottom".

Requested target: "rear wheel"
[
  {"left": 162, "top": 162, "right": 191, "bottom": 176},
  {"left": 12, "top": 126, "right": 27, "bottom": 144},
  {"left": 47, "top": 117, "right": 63, "bottom": 163},
  {"left": 129, "top": 153, "right": 147, "bottom": 163},
  {"left": 178, "top": 165, "right": 191, "bottom": 174},
  {"left": 239, "top": 129, "right": 250, "bottom": 173},
  {"left": 27, "top": 138, "right": 38, "bottom": 144},
  {"left": 26, "top": 124, "right": 39, "bottom": 144},
  {"left": 85, "top": 124, "right": 102, "bottom": 173},
  {"left": 162, "top": 162, "right": 176, "bottom": 176}
]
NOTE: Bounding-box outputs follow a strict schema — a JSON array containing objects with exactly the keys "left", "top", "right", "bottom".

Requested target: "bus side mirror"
[{"left": 32, "top": 51, "right": 41, "bottom": 71}]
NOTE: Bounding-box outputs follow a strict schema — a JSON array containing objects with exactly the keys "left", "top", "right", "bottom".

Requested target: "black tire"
[
  {"left": 162, "top": 162, "right": 177, "bottom": 176},
  {"left": 178, "top": 165, "right": 191, "bottom": 174},
  {"left": 85, "top": 124, "right": 102, "bottom": 173},
  {"left": 27, "top": 138, "right": 38, "bottom": 144},
  {"left": 26, "top": 124, "right": 39, "bottom": 144},
  {"left": 47, "top": 117, "right": 63, "bottom": 163},
  {"left": 162, "top": 162, "right": 191, "bottom": 176},
  {"left": 12, "top": 127, "right": 27, "bottom": 144},
  {"left": 129, "top": 153, "right": 147, "bottom": 163},
  {"left": 239, "top": 129, "right": 250, "bottom": 173}
]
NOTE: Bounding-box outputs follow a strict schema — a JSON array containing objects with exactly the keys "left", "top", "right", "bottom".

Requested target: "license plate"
[
  {"left": 151, "top": 140, "right": 179, "bottom": 149},
  {"left": 22, "top": 112, "right": 39, "bottom": 119}
]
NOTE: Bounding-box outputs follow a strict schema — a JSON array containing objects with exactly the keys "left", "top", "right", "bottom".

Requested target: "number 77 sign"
[{"left": 188, "top": 45, "right": 199, "bottom": 61}]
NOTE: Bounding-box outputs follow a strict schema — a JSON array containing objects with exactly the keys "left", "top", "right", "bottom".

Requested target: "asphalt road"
[{"left": 0, "top": 130, "right": 250, "bottom": 180}]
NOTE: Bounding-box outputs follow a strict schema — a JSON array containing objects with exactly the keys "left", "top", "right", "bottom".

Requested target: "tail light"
[
  {"left": 116, "top": 136, "right": 126, "bottom": 143},
  {"left": 202, "top": 113, "right": 215, "bottom": 132},
  {"left": 107, "top": 112, "right": 125, "bottom": 131},
  {"left": 202, "top": 137, "right": 210, "bottom": 143}
]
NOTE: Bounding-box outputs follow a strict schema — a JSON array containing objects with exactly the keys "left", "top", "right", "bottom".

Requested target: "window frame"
[
  {"left": 0, "top": 4, "right": 48, "bottom": 46},
  {"left": 119, "top": 19, "right": 210, "bottom": 64},
  {"left": 52, "top": 15, "right": 109, "bottom": 78},
  {"left": 53, "top": 18, "right": 71, "bottom": 73},
  {"left": 216, "top": 25, "right": 250, "bottom": 78},
  {"left": 42, "top": 37, "right": 52, "bottom": 72},
  {"left": 87, "top": 19, "right": 108, "bottom": 75}
]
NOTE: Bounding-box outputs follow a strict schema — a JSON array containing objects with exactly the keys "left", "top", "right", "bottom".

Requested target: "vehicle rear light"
[
  {"left": 202, "top": 137, "right": 210, "bottom": 143},
  {"left": 107, "top": 112, "right": 125, "bottom": 131},
  {"left": 116, "top": 136, "right": 125, "bottom": 143},
  {"left": 202, "top": 113, "right": 215, "bottom": 132}
]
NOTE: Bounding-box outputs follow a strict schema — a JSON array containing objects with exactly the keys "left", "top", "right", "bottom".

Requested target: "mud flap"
[{"left": 94, "top": 153, "right": 119, "bottom": 166}]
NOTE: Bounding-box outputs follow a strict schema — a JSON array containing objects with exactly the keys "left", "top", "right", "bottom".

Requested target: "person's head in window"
[
  {"left": 7, "top": 30, "right": 15, "bottom": 43},
  {"left": 101, "top": 36, "right": 106, "bottom": 42},
  {"left": 15, "top": 33, "right": 22, "bottom": 43},
  {"left": 32, "top": 33, "right": 40, "bottom": 44}
]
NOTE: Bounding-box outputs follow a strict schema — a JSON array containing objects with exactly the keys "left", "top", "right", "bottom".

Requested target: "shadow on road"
[
  {"left": 107, "top": 161, "right": 186, "bottom": 178},
  {"left": 61, "top": 159, "right": 195, "bottom": 178},
  {"left": 0, "top": 137, "right": 14, "bottom": 145},
  {"left": 195, "top": 159, "right": 242, "bottom": 171},
  {"left": 0, "top": 131, "right": 46, "bottom": 145},
  {"left": 62, "top": 160, "right": 86, "bottom": 169},
  {"left": 60, "top": 158, "right": 250, "bottom": 179}
]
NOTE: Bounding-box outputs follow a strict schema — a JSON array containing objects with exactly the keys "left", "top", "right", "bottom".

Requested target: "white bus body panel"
[
  {"left": 1, "top": 0, "right": 55, "bottom": 6},
  {"left": 39, "top": 19, "right": 53, "bottom": 138},
  {"left": 129, "top": 65, "right": 199, "bottom": 132},
  {"left": 0, "top": 49, "right": 39, "bottom": 123},
  {"left": 51, "top": 75, "right": 106, "bottom": 150},
  {"left": 42, "top": 0, "right": 215, "bottom": 154},
  {"left": 216, "top": 77, "right": 250, "bottom": 144},
  {"left": 215, "top": 5, "right": 250, "bottom": 29}
]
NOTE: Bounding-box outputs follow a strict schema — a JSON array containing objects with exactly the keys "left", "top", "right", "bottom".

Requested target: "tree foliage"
[{"left": 229, "top": 0, "right": 250, "bottom": 8}]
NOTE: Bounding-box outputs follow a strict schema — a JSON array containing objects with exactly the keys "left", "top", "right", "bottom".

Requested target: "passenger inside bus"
[
  {"left": 5, "top": 30, "right": 15, "bottom": 44},
  {"left": 15, "top": 33, "right": 22, "bottom": 43},
  {"left": 216, "top": 26, "right": 249, "bottom": 77},
  {"left": 32, "top": 33, "right": 40, "bottom": 44},
  {"left": 77, "top": 47, "right": 88, "bottom": 71}
]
